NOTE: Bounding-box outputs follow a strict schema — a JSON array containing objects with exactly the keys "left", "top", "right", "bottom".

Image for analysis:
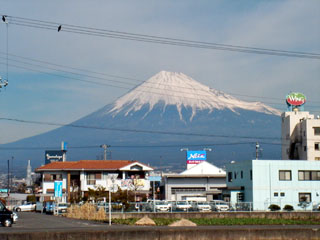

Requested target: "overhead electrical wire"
[
  {"left": 0, "top": 117, "right": 283, "bottom": 140},
  {"left": 0, "top": 141, "right": 285, "bottom": 151},
  {"left": 2, "top": 15, "right": 320, "bottom": 60},
  {"left": 1, "top": 52, "right": 319, "bottom": 108},
  {"left": 1, "top": 60, "right": 319, "bottom": 113},
  {"left": 1, "top": 117, "right": 319, "bottom": 142}
]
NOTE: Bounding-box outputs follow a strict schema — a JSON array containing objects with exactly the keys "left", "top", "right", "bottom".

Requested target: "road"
[{"left": 0, "top": 212, "right": 319, "bottom": 240}]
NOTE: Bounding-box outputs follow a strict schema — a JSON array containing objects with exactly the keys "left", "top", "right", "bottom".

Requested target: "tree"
[{"left": 87, "top": 185, "right": 108, "bottom": 202}]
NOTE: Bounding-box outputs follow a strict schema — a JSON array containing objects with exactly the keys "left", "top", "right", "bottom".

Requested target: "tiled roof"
[{"left": 36, "top": 160, "right": 138, "bottom": 171}]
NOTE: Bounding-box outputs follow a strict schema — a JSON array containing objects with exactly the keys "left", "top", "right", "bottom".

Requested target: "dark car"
[{"left": 0, "top": 201, "right": 14, "bottom": 227}]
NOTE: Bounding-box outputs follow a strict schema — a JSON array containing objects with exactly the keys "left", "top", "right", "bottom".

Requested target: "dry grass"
[{"left": 66, "top": 203, "right": 106, "bottom": 221}]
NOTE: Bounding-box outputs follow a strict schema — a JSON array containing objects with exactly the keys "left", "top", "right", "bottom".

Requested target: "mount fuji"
[{"left": 1, "top": 71, "right": 281, "bottom": 173}]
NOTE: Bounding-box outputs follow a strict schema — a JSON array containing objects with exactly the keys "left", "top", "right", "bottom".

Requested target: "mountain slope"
[{"left": 0, "top": 71, "right": 281, "bottom": 173}]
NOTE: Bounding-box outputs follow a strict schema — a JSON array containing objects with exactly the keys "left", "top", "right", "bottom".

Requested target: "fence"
[{"left": 84, "top": 200, "right": 320, "bottom": 213}]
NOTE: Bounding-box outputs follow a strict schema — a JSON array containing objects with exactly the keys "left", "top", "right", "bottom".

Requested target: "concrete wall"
[{"left": 2, "top": 226, "right": 320, "bottom": 240}]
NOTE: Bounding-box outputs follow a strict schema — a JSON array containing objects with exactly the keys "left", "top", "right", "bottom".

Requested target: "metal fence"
[{"left": 83, "top": 200, "right": 320, "bottom": 213}]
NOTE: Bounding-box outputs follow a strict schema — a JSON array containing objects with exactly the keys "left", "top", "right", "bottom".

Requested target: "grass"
[
  {"left": 189, "top": 218, "right": 320, "bottom": 225},
  {"left": 112, "top": 218, "right": 320, "bottom": 226}
]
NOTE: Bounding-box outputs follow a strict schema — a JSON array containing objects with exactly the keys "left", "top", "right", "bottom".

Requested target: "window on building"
[
  {"left": 315, "top": 143, "right": 320, "bottom": 151},
  {"left": 314, "top": 127, "right": 320, "bottom": 135},
  {"left": 250, "top": 170, "right": 252, "bottom": 180},
  {"left": 234, "top": 172, "right": 237, "bottom": 179},
  {"left": 280, "top": 192, "right": 285, "bottom": 197},
  {"left": 87, "top": 172, "right": 101, "bottom": 185},
  {"left": 279, "top": 170, "right": 292, "bottom": 181},
  {"left": 298, "top": 171, "right": 320, "bottom": 181},
  {"left": 228, "top": 172, "right": 233, "bottom": 182},
  {"left": 43, "top": 174, "right": 62, "bottom": 182},
  {"left": 241, "top": 171, "right": 243, "bottom": 179},
  {"left": 304, "top": 146, "right": 307, "bottom": 151},
  {"left": 299, "top": 193, "right": 311, "bottom": 202},
  {"left": 315, "top": 157, "right": 320, "bottom": 161},
  {"left": 274, "top": 192, "right": 278, "bottom": 197}
]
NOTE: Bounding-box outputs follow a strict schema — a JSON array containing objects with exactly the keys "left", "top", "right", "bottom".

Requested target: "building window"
[
  {"left": 43, "top": 174, "right": 62, "bottom": 182},
  {"left": 228, "top": 172, "right": 233, "bottom": 182},
  {"left": 279, "top": 170, "right": 292, "bottom": 181},
  {"left": 87, "top": 172, "right": 101, "bottom": 185},
  {"left": 274, "top": 192, "right": 278, "bottom": 197},
  {"left": 315, "top": 157, "right": 320, "bottom": 161},
  {"left": 304, "top": 146, "right": 307, "bottom": 151},
  {"left": 315, "top": 143, "right": 320, "bottom": 151},
  {"left": 314, "top": 127, "right": 320, "bottom": 135},
  {"left": 298, "top": 171, "right": 320, "bottom": 181},
  {"left": 234, "top": 172, "right": 237, "bottom": 179},
  {"left": 280, "top": 192, "right": 285, "bottom": 197},
  {"left": 299, "top": 193, "right": 311, "bottom": 202},
  {"left": 241, "top": 171, "right": 243, "bottom": 179},
  {"left": 250, "top": 170, "right": 252, "bottom": 180}
]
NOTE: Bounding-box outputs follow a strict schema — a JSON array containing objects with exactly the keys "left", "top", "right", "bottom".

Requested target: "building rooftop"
[{"left": 35, "top": 160, "right": 153, "bottom": 172}]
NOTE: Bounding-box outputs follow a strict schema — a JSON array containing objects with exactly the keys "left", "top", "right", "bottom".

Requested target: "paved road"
[
  {"left": 0, "top": 212, "right": 109, "bottom": 233},
  {"left": 0, "top": 212, "right": 319, "bottom": 233}
]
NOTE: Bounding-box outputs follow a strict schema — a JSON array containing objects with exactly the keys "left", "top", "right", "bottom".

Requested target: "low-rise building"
[
  {"left": 226, "top": 160, "right": 320, "bottom": 211},
  {"left": 163, "top": 161, "right": 227, "bottom": 201},
  {"left": 36, "top": 160, "right": 153, "bottom": 203}
]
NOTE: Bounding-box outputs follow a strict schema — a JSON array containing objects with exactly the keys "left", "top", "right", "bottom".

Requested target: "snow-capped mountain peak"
[{"left": 108, "top": 71, "right": 280, "bottom": 119}]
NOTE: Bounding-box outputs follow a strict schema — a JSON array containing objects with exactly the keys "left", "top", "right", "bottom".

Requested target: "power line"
[
  {"left": 0, "top": 117, "right": 283, "bottom": 141},
  {"left": 1, "top": 52, "right": 319, "bottom": 106},
  {"left": 2, "top": 61, "right": 319, "bottom": 113},
  {"left": 0, "top": 141, "right": 284, "bottom": 151},
  {"left": 2, "top": 15, "right": 320, "bottom": 60}
]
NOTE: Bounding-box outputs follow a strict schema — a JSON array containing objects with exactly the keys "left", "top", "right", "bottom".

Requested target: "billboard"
[
  {"left": 286, "top": 92, "right": 306, "bottom": 107},
  {"left": 187, "top": 150, "right": 206, "bottom": 164},
  {"left": 54, "top": 181, "right": 63, "bottom": 198},
  {"left": 45, "top": 150, "right": 64, "bottom": 164}
]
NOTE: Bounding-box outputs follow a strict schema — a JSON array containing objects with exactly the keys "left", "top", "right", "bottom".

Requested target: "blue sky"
[{"left": 0, "top": 0, "right": 319, "bottom": 144}]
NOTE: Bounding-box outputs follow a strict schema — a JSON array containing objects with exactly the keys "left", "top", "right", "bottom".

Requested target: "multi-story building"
[
  {"left": 36, "top": 160, "right": 153, "bottom": 203},
  {"left": 226, "top": 160, "right": 320, "bottom": 211},
  {"left": 163, "top": 161, "right": 227, "bottom": 201},
  {"left": 281, "top": 110, "right": 320, "bottom": 161}
]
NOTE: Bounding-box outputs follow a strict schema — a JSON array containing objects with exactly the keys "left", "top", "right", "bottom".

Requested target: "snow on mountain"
[{"left": 108, "top": 71, "right": 280, "bottom": 120}]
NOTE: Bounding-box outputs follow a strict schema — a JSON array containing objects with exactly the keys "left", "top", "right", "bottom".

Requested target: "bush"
[
  {"left": 268, "top": 204, "right": 281, "bottom": 211},
  {"left": 283, "top": 205, "right": 294, "bottom": 211}
]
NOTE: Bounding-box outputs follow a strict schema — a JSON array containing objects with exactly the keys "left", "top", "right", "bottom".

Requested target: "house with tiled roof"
[{"left": 35, "top": 160, "right": 154, "bottom": 203}]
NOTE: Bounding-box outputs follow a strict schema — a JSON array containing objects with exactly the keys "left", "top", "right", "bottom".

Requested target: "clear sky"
[{"left": 0, "top": 0, "right": 319, "bottom": 144}]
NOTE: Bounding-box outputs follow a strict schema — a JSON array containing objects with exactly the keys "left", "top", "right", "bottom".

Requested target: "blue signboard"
[
  {"left": 187, "top": 150, "right": 206, "bottom": 163},
  {"left": 54, "top": 181, "right": 63, "bottom": 198}
]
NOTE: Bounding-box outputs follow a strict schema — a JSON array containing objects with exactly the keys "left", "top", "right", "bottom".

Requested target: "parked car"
[
  {"left": 56, "top": 203, "right": 69, "bottom": 215},
  {"left": 211, "top": 200, "right": 230, "bottom": 211},
  {"left": 175, "top": 201, "right": 193, "bottom": 211},
  {"left": 153, "top": 201, "right": 171, "bottom": 212},
  {"left": 0, "top": 201, "right": 14, "bottom": 227},
  {"left": 13, "top": 202, "right": 36, "bottom": 212},
  {"left": 196, "top": 202, "right": 212, "bottom": 212}
]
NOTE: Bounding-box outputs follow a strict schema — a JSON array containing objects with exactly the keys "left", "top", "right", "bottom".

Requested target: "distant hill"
[{"left": 0, "top": 71, "right": 281, "bottom": 173}]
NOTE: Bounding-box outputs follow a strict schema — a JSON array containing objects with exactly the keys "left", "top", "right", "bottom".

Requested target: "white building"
[
  {"left": 227, "top": 160, "right": 320, "bottom": 211},
  {"left": 36, "top": 160, "right": 153, "bottom": 203},
  {"left": 281, "top": 110, "right": 320, "bottom": 160},
  {"left": 163, "top": 161, "right": 227, "bottom": 201}
]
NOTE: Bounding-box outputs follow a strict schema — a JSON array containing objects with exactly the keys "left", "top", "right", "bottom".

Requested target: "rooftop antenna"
[{"left": 0, "top": 15, "right": 9, "bottom": 90}]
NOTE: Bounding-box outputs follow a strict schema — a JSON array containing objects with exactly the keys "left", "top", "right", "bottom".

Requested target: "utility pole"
[
  {"left": 100, "top": 144, "right": 110, "bottom": 160},
  {"left": 7, "top": 159, "right": 9, "bottom": 197}
]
